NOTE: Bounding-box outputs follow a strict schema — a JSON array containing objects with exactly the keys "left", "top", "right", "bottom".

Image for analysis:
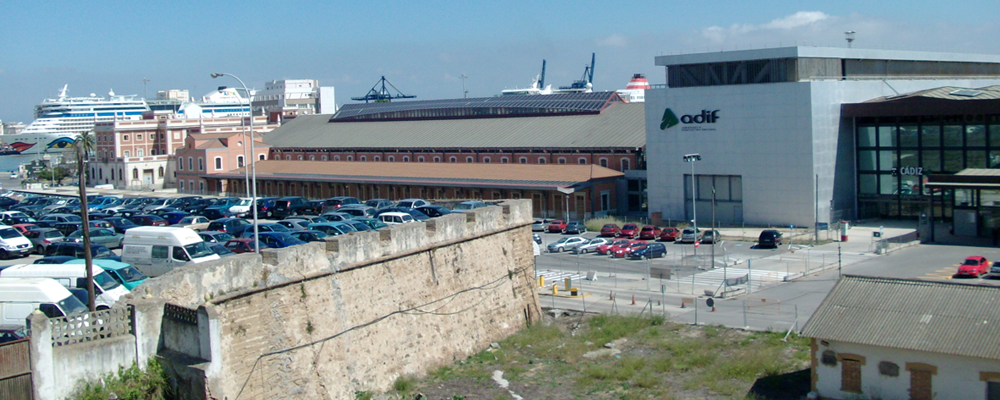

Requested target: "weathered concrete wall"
[{"left": 132, "top": 200, "right": 541, "bottom": 399}]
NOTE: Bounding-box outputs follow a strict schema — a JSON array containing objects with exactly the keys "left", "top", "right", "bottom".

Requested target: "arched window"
[
  {"left": 465, "top": 156, "right": 474, "bottom": 163},
  {"left": 500, "top": 157, "right": 509, "bottom": 163},
  {"left": 538, "top": 157, "right": 547, "bottom": 164},
  {"left": 482, "top": 156, "right": 491, "bottom": 163},
  {"left": 621, "top": 158, "right": 630, "bottom": 171},
  {"left": 285, "top": 155, "right": 292, "bottom": 160},
  {"left": 388, "top": 156, "right": 395, "bottom": 162},
  {"left": 599, "top": 158, "right": 609, "bottom": 168},
  {"left": 402, "top": 156, "right": 410, "bottom": 162},
  {"left": 237, "top": 156, "right": 244, "bottom": 168},
  {"left": 347, "top": 156, "right": 354, "bottom": 161},
  {"left": 321, "top": 155, "right": 328, "bottom": 161},
  {"left": 188, "top": 157, "right": 193, "bottom": 170},
  {"left": 132, "top": 168, "right": 139, "bottom": 179},
  {"left": 214, "top": 157, "right": 223, "bottom": 170},
  {"left": 259, "top": 154, "right": 265, "bottom": 160},
  {"left": 334, "top": 155, "right": 340, "bottom": 161},
  {"left": 578, "top": 157, "right": 588, "bottom": 165},
  {"left": 449, "top": 156, "right": 457, "bottom": 163},
  {"left": 198, "top": 157, "right": 204, "bottom": 171},
  {"left": 519, "top": 157, "right": 527, "bottom": 164},
  {"left": 373, "top": 156, "right": 381, "bottom": 161},
  {"left": 359, "top": 156, "right": 367, "bottom": 161},
  {"left": 158, "top": 167, "right": 164, "bottom": 177},
  {"left": 557, "top": 157, "right": 566, "bottom": 164},
  {"left": 119, "top": 169, "right": 123, "bottom": 179},
  {"left": 297, "top": 155, "right": 303, "bottom": 160},
  {"left": 309, "top": 155, "right": 315, "bottom": 161}
]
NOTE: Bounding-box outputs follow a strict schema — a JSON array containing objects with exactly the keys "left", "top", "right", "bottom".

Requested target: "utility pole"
[
  {"left": 815, "top": 174, "right": 819, "bottom": 243},
  {"left": 460, "top": 74, "right": 468, "bottom": 98},
  {"left": 684, "top": 154, "right": 702, "bottom": 259}
]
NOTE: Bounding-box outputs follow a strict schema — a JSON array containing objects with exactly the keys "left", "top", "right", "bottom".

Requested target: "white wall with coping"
[{"left": 815, "top": 340, "right": 1000, "bottom": 399}]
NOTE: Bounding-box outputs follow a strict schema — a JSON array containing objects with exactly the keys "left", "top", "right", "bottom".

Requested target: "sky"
[{"left": 2, "top": 0, "right": 999, "bottom": 123}]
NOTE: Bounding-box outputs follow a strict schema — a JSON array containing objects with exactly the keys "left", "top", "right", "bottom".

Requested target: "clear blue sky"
[{"left": 2, "top": 0, "right": 998, "bottom": 122}]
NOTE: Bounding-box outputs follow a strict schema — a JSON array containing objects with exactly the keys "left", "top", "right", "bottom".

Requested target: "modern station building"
[{"left": 645, "top": 46, "right": 1000, "bottom": 229}]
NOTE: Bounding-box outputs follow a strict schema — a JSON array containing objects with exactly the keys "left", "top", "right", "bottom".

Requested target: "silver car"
[
  {"left": 571, "top": 237, "right": 610, "bottom": 254},
  {"left": 546, "top": 236, "right": 587, "bottom": 253},
  {"left": 531, "top": 219, "right": 551, "bottom": 232}
]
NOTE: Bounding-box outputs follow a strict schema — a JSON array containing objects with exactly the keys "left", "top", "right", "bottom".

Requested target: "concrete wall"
[
  {"left": 129, "top": 200, "right": 541, "bottom": 399},
  {"left": 814, "top": 340, "right": 1000, "bottom": 399}
]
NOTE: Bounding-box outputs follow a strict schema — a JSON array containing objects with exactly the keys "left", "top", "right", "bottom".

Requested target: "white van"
[
  {"left": 379, "top": 212, "right": 414, "bottom": 225},
  {"left": 0, "top": 278, "right": 89, "bottom": 326},
  {"left": 0, "top": 263, "right": 129, "bottom": 309},
  {"left": 121, "top": 226, "right": 220, "bottom": 277},
  {"left": 0, "top": 224, "right": 34, "bottom": 259}
]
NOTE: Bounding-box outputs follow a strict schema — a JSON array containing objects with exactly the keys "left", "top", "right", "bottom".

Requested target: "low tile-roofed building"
[
  {"left": 264, "top": 101, "right": 645, "bottom": 150},
  {"left": 803, "top": 275, "right": 1000, "bottom": 399}
]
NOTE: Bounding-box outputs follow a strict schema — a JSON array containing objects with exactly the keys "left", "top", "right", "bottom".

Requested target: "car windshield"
[
  {"left": 603, "top": 224, "right": 616, "bottom": 228},
  {"left": 963, "top": 259, "right": 982, "bottom": 266},
  {"left": 397, "top": 201, "right": 414, "bottom": 208},
  {"left": 184, "top": 242, "right": 216, "bottom": 259},
  {"left": 556, "top": 238, "right": 572, "bottom": 244},
  {"left": 94, "top": 271, "right": 122, "bottom": 290},
  {"left": 57, "top": 294, "right": 89, "bottom": 316},
  {"left": 211, "top": 244, "right": 233, "bottom": 255},
  {"left": 116, "top": 266, "right": 146, "bottom": 283},
  {"left": 179, "top": 217, "right": 197, "bottom": 224},
  {"left": 0, "top": 228, "right": 21, "bottom": 239}
]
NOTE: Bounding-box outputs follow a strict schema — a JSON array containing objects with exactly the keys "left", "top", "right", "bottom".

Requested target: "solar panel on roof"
[{"left": 331, "top": 92, "right": 619, "bottom": 122}]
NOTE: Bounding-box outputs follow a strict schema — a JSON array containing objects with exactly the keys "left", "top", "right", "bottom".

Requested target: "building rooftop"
[
  {"left": 332, "top": 92, "right": 623, "bottom": 122},
  {"left": 263, "top": 102, "right": 645, "bottom": 150},
  {"left": 214, "top": 160, "right": 624, "bottom": 189},
  {"left": 843, "top": 85, "right": 1000, "bottom": 117},
  {"left": 655, "top": 46, "right": 1000, "bottom": 66},
  {"left": 801, "top": 275, "right": 1000, "bottom": 360}
]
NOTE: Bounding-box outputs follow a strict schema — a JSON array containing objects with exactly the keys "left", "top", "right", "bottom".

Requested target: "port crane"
[
  {"left": 351, "top": 76, "right": 416, "bottom": 103},
  {"left": 559, "top": 53, "right": 595, "bottom": 92}
]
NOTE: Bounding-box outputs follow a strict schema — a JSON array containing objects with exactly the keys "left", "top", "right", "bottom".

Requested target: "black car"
[
  {"left": 103, "top": 217, "right": 140, "bottom": 234},
  {"left": 628, "top": 242, "right": 668, "bottom": 259},
  {"left": 273, "top": 196, "right": 309, "bottom": 218},
  {"left": 300, "top": 200, "right": 327, "bottom": 215},
  {"left": 206, "top": 218, "right": 253, "bottom": 236},
  {"left": 202, "top": 207, "right": 234, "bottom": 220},
  {"left": 414, "top": 205, "right": 451, "bottom": 218},
  {"left": 184, "top": 198, "right": 220, "bottom": 215},
  {"left": 0, "top": 197, "right": 18, "bottom": 210},
  {"left": 54, "top": 222, "right": 84, "bottom": 237},
  {"left": 44, "top": 242, "right": 115, "bottom": 259},
  {"left": 564, "top": 221, "right": 587, "bottom": 234},
  {"left": 255, "top": 197, "right": 279, "bottom": 218},
  {"left": 757, "top": 230, "right": 783, "bottom": 248}
]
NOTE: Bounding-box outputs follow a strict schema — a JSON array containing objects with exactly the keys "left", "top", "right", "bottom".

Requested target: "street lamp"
[
  {"left": 683, "top": 154, "right": 701, "bottom": 259},
  {"left": 211, "top": 72, "right": 259, "bottom": 253}
]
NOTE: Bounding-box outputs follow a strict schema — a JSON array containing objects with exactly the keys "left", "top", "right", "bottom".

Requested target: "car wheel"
[
  {"left": 0, "top": 249, "right": 8, "bottom": 260},
  {"left": 265, "top": 211, "right": 273, "bottom": 218}
]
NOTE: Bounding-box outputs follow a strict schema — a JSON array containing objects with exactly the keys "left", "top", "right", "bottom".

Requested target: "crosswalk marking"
[
  {"left": 536, "top": 270, "right": 587, "bottom": 283},
  {"left": 676, "top": 268, "right": 789, "bottom": 287}
]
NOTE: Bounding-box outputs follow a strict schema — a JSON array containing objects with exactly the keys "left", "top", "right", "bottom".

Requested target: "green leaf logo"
[{"left": 660, "top": 108, "right": 680, "bottom": 130}]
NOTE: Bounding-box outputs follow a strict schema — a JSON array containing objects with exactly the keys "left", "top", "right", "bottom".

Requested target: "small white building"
[
  {"left": 252, "top": 79, "right": 336, "bottom": 118},
  {"left": 802, "top": 275, "right": 1000, "bottom": 400}
]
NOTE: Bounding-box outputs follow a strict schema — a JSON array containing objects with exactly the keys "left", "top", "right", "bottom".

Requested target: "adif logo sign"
[{"left": 660, "top": 108, "right": 720, "bottom": 131}]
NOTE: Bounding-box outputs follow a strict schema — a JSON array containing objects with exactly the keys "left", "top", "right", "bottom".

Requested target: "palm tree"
[{"left": 75, "top": 130, "right": 96, "bottom": 311}]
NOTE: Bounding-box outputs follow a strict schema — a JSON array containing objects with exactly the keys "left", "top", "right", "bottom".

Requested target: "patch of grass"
[
  {"left": 72, "top": 359, "right": 171, "bottom": 400},
  {"left": 354, "top": 391, "right": 373, "bottom": 400},
  {"left": 393, "top": 374, "right": 417, "bottom": 392},
  {"left": 584, "top": 314, "right": 663, "bottom": 344}
]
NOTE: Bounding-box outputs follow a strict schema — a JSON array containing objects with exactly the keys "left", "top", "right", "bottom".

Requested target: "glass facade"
[{"left": 857, "top": 116, "right": 1000, "bottom": 219}]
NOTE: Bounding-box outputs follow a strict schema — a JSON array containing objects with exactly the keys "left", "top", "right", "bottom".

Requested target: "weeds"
[
  {"left": 72, "top": 359, "right": 171, "bottom": 400},
  {"left": 393, "top": 375, "right": 417, "bottom": 392}
]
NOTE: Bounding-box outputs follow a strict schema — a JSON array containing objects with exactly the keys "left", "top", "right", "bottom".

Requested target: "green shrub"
[
  {"left": 72, "top": 359, "right": 171, "bottom": 400},
  {"left": 393, "top": 375, "right": 417, "bottom": 392}
]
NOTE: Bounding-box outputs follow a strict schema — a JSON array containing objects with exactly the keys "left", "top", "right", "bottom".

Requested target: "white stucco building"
[{"left": 644, "top": 46, "right": 1000, "bottom": 227}]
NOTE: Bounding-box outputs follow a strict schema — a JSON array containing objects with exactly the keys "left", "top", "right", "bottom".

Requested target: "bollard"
[
  {"left": 539, "top": 275, "right": 544, "bottom": 288},
  {"left": 571, "top": 287, "right": 578, "bottom": 296},
  {"left": 564, "top": 277, "right": 571, "bottom": 291},
  {"left": 631, "top": 295, "right": 636, "bottom": 305},
  {"left": 552, "top": 284, "right": 558, "bottom": 296},
  {"left": 610, "top": 291, "right": 614, "bottom": 300}
]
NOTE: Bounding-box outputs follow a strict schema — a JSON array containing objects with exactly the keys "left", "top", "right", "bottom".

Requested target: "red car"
[
  {"left": 547, "top": 220, "right": 567, "bottom": 233},
  {"left": 612, "top": 240, "right": 646, "bottom": 258},
  {"left": 224, "top": 238, "right": 268, "bottom": 254},
  {"left": 658, "top": 227, "right": 681, "bottom": 242},
  {"left": 619, "top": 223, "right": 639, "bottom": 239},
  {"left": 957, "top": 256, "right": 989, "bottom": 277},
  {"left": 599, "top": 224, "right": 621, "bottom": 237},
  {"left": 11, "top": 223, "right": 36, "bottom": 234},
  {"left": 638, "top": 225, "right": 661, "bottom": 240},
  {"left": 597, "top": 239, "right": 630, "bottom": 255}
]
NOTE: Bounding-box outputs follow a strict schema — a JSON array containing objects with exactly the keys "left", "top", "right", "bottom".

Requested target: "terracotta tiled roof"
[{"left": 213, "top": 160, "right": 623, "bottom": 189}]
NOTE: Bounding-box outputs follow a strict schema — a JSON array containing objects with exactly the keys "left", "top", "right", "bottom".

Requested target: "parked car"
[
  {"left": 680, "top": 228, "right": 703, "bottom": 244},
  {"left": 628, "top": 242, "right": 668, "bottom": 259},
  {"left": 638, "top": 225, "right": 661, "bottom": 240},
  {"left": 374, "top": 207, "right": 430, "bottom": 222},
  {"left": 395, "top": 198, "right": 430, "bottom": 210},
  {"left": 44, "top": 242, "right": 115, "bottom": 260},
  {"left": 546, "top": 236, "right": 587, "bottom": 253},
  {"left": 414, "top": 205, "right": 450, "bottom": 218},
  {"left": 572, "top": 238, "right": 610, "bottom": 254},
  {"left": 757, "top": 229, "right": 783, "bottom": 248},
  {"left": 453, "top": 201, "right": 487, "bottom": 210},
  {"left": 658, "top": 227, "right": 681, "bottom": 242},
  {"left": 290, "top": 230, "right": 329, "bottom": 243},
  {"left": 162, "top": 211, "right": 192, "bottom": 226},
  {"left": 246, "top": 232, "right": 307, "bottom": 249},
  {"left": 701, "top": 230, "right": 722, "bottom": 244},
  {"left": 547, "top": 220, "right": 567, "bottom": 233},
  {"left": 255, "top": 197, "right": 279, "bottom": 218},
  {"left": 354, "top": 218, "right": 388, "bottom": 231},
  {"left": 210, "top": 243, "right": 235, "bottom": 258},
  {"left": 532, "top": 219, "right": 552, "bottom": 232},
  {"left": 199, "top": 231, "right": 234, "bottom": 245},
  {"left": 597, "top": 239, "right": 630, "bottom": 255},
  {"left": 0, "top": 325, "right": 26, "bottom": 344},
  {"left": 272, "top": 196, "right": 309, "bottom": 218},
  {"left": 24, "top": 228, "right": 65, "bottom": 255},
  {"left": 174, "top": 215, "right": 211, "bottom": 230},
  {"left": 338, "top": 205, "right": 377, "bottom": 219},
  {"left": 343, "top": 220, "right": 372, "bottom": 232},
  {"left": 38, "top": 213, "right": 82, "bottom": 224},
  {"left": 66, "top": 228, "right": 124, "bottom": 249},
  {"left": 599, "top": 224, "right": 621, "bottom": 237},
  {"left": 307, "top": 222, "right": 357, "bottom": 236},
  {"left": 319, "top": 212, "right": 352, "bottom": 222},
  {"left": 564, "top": 221, "right": 587, "bottom": 234},
  {"left": 957, "top": 256, "right": 990, "bottom": 278},
  {"left": 619, "top": 223, "right": 640, "bottom": 239},
  {"left": 33, "top": 256, "right": 77, "bottom": 264},
  {"left": 533, "top": 233, "right": 542, "bottom": 245},
  {"left": 301, "top": 200, "right": 327, "bottom": 215},
  {"left": 128, "top": 214, "right": 168, "bottom": 227},
  {"left": 365, "top": 198, "right": 393, "bottom": 210},
  {"left": 103, "top": 217, "right": 139, "bottom": 234},
  {"left": 239, "top": 223, "right": 291, "bottom": 238},
  {"left": 612, "top": 240, "right": 647, "bottom": 258},
  {"left": 54, "top": 222, "right": 84, "bottom": 237},
  {"left": 11, "top": 223, "right": 37, "bottom": 234},
  {"left": 206, "top": 218, "right": 253, "bottom": 236},
  {"left": 991, "top": 261, "right": 1000, "bottom": 276},
  {"left": 224, "top": 238, "right": 267, "bottom": 254},
  {"left": 379, "top": 212, "right": 415, "bottom": 225},
  {"left": 323, "top": 196, "right": 361, "bottom": 211},
  {"left": 277, "top": 219, "right": 312, "bottom": 232},
  {"left": 227, "top": 198, "right": 255, "bottom": 218}
]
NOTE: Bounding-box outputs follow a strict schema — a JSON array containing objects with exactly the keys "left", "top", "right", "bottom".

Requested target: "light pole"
[
  {"left": 211, "top": 72, "right": 259, "bottom": 253},
  {"left": 460, "top": 74, "right": 468, "bottom": 98},
  {"left": 683, "top": 154, "right": 701, "bottom": 259}
]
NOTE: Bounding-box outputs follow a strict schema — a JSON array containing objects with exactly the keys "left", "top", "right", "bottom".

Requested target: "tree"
[{"left": 75, "top": 130, "right": 97, "bottom": 312}]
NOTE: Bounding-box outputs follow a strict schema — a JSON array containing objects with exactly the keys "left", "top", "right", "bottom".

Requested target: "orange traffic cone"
[
  {"left": 631, "top": 295, "right": 636, "bottom": 305},
  {"left": 610, "top": 291, "right": 614, "bottom": 300}
]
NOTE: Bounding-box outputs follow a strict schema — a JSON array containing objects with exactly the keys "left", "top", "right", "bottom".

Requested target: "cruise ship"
[
  {"left": 176, "top": 87, "right": 251, "bottom": 120},
  {"left": 4, "top": 85, "right": 149, "bottom": 155}
]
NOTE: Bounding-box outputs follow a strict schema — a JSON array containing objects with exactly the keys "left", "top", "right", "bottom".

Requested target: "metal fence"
[{"left": 50, "top": 306, "right": 134, "bottom": 347}]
